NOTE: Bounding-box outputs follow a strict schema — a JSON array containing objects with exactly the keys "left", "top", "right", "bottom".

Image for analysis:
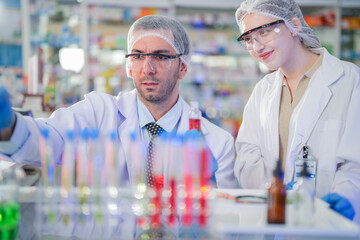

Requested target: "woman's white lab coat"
[
  {"left": 235, "top": 48, "right": 360, "bottom": 223},
  {"left": 0, "top": 89, "right": 238, "bottom": 189}
]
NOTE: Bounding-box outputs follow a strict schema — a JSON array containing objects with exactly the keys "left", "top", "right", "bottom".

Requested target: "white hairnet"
[
  {"left": 127, "top": 15, "right": 192, "bottom": 75},
  {"left": 235, "top": 0, "right": 322, "bottom": 54}
]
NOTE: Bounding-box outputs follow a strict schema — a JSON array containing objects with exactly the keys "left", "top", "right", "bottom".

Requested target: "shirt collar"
[
  {"left": 282, "top": 51, "right": 324, "bottom": 86},
  {"left": 137, "top": 96, "right": 182, "bottom": 133},
  {"left": 305, "top": 51, "right": 324, "bottom": 79}
]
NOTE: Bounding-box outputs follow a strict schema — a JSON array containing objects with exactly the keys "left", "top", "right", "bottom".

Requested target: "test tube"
[
  {"left": 199, "top": 144, "right": 211, "bottom": 227},
  {"left": 90, "top": 128, "right": 105, "bottom": 224},
  {"left": 105, "top": 130, "right": 118, "bottom": 189},
  {"left": 76, "top": 128, "right": 91, "bottom": 224},
  {"left": 60, "top": 129, "right": 76, "bottom": 225},
  {"left": 167, "top": 134, "right": 183, "bottom": 226},
  {"left": 182, "top": 131, "right": 198, "bottom": 227},
  {"left": 129, "top": 131, "right": 147, "bottom": 187},
  {"left": 39, "top": 127, "right": 54, "bottom": 187},
  {"left": 149, "top": 134, "right": 168, "bottom": 229},
  {"left": 76, "top": 128, "right": 89, "bottom": 188},
  {"left": 61, "top": 129, "right": 75, "bottom": 193},
  {"left": 129, "top": 132, "right": 148, "bottom": 230},
  {"left": 39, "top": 127, "right": 57, "bottom": 225}
]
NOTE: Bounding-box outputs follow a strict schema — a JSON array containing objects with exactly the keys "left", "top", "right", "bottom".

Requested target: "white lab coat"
[
  {"left": 0, "top": 89, "right": 238, "bottom": 189},
  {"left": 235, "top": 48, "right": 360, "bottom": 223}
]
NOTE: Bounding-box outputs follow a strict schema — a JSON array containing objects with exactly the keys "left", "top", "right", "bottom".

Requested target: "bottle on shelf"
[
  {"left": 267, "top": 159, "right": 286, "bottom": 224},
  {"left": 189, "top": 101, "right": 201, "bottom": 131}
]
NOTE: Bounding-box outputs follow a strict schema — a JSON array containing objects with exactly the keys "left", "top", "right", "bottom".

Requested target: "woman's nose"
[{"left": 252, "top": 38, "right": 265, "bottom": 52}]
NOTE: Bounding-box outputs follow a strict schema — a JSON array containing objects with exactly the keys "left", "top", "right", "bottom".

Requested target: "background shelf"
[{"left": 0, "top": 0, "right": 358, "bottom": 136}]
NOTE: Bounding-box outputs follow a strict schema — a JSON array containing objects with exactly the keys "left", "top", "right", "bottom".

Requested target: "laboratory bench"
[
  {"left": 7, "top": 183, "right": 360, "bottom": 240},
  {"left": 213, "top": 189, "right": 360, "bottom": 240}
]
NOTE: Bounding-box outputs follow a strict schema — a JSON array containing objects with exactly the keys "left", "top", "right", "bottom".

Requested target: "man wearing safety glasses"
[
  {"left": 0, "top": 15, "right": 238, "bottom": 189},
  {"left": 234, "top": 0, "right": 360, "bottom": 224}
]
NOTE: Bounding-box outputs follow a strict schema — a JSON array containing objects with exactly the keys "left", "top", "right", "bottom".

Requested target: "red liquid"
[
  {"left": 200, "top": 149, "right": 210, "bottom": 186},
  {"left": 199, "top": 196, "right": 207, "bottom": 226},
  {"left": 155, "top": 176, "right": 164, "bottom": 188},
  {"left": 183, "top": 174, "right": 193, "bottom": 226},
  {"left": 151, "top": 175, "right": 164, "bottom": 228},
  {"left": 168, "top": 178, "right": 177, "bottom": 226},
  {"left": 199, "top": 149, "right": 210, "bottom": 226},
  {"left": 189, "top": 118, "right": 200, "bottom": 130}
]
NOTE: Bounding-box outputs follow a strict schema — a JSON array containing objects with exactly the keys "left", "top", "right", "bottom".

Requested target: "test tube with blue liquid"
[
  {"left": 60, "top": 129, "right": 76, "bottom": 226},
  {"left": 39, "top": 127, "right": 56, "bottom": 225},
  {"left": 129, "top": 132, "right": 149, "bottom": 230},
  {"left": 89, "top": 128, "right": 104, "bottom": 224},
  {"left": 39, "top": 127, "right": 55, "bottom": 187},
  {"left": 76, "top": 128, "right": 90, "bottom": 224}
]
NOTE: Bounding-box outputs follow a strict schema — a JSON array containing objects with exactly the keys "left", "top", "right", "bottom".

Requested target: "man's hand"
[
  {"left": 321, "top": 192, "right": 355, "bottom": 220},
  {"left": 0, "top": 87, "right": 15, "bottom": 140}
]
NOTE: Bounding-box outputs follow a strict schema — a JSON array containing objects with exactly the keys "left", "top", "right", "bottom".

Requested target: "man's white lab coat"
[
  {"left": 235, "top": 48, "right": 360, "bottom": 223},
  {"left": 1, "top": 89, "right": 238, "bottom": 188}
]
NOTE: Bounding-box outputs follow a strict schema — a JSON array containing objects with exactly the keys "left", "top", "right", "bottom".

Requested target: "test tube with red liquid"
[{"left": 199, "top": 147, "right": 211, "bottom": 227}]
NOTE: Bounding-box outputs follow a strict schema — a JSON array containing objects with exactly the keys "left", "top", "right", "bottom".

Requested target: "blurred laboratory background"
[{"left": 1, "top": 0, "right": 360, "bottom": 137}]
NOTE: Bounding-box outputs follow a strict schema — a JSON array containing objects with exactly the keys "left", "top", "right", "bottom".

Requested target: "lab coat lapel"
[
  {"left": 176, "top": 98, "right": 189, "bottom": 134},
  {"left": 116, "top": 89, "right": 141, "bottom": 184},
  {"left": 265, "top": 70, "right": 283, "bottom": 167},
  {"left": 285, "top": 49, "right": 343, "bottom": 183}
]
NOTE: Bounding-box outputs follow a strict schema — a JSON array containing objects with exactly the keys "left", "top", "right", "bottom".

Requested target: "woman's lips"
[{"left": 260, "top": 51, "right": 273, "bottom": 61}]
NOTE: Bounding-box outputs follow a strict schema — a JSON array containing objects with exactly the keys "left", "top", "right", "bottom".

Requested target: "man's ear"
[
  {"left": 178, "top": 61, "right": 187, "bottom": 80},
  {"left": 128, "top": 68, "right": 133, "bottom": 78},
  {"left": 291, "top": 17, "right": 302, "bottom": 33}
]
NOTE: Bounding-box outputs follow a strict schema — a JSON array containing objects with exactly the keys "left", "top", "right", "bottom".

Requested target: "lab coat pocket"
[
  {"left": 310, "top": 119, "right": 343, "bottom": 197},
  {"left": 310, "top": 119, "right": 343, "bottom": 172}
]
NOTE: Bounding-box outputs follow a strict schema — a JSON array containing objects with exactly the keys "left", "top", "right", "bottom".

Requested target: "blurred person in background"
[
  {"left": 0, "top": 15, "right": 238, "bottom": 189},
  {"left": 234, "top": 0, "right": 360, "bottom": 223}
]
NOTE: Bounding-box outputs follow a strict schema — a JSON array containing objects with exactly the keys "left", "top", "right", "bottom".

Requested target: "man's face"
[{"left": 128, "top": 35, "right": 187, "bottom": 105}]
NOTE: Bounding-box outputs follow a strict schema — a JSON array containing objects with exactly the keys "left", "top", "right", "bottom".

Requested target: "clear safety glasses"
[
  {"left": 125, "top": 53, "right": 183, "bottom": 72},
  {"left": 237, "top": 20, "right": 284, "bottom": 50}
]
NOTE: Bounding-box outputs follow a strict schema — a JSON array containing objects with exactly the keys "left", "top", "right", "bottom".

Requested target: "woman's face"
[{"left": 240, "top": 13, "right": 295, "bottom": 71}]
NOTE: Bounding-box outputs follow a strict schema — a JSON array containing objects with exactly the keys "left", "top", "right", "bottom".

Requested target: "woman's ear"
[{"left": 291, "top": 17, "right": 302, "bottom": 34}]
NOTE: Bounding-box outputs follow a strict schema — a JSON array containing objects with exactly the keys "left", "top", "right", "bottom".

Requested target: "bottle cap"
[
  {"left": 109, "top": 130, "right": 117, "bottom": 141},
  {"left": 129, "top": 131, "right": 137, "bottom": 141},
  {"left": 190, "top": 101, "right": 199, "bottom": 109},
  {"left": 41, "top": 127, "right": 50, "bottom": 139},
  {"left": 66, "top": 129, "right": 75, "bottom": 141},
  {"left": 89, "top": 128, "right": 99, "bottom": 140},
  {"left": 80, "top": 128, "right": 89, "bottom": 140}
]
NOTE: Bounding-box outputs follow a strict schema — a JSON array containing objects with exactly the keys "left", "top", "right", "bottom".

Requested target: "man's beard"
[{"left": 136, "top": 69, "right": 179, "bottom": 103}]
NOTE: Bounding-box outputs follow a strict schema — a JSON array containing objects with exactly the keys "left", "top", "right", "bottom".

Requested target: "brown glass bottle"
[{"left": 267, "top": 159, "right": 286, "bottom": 224}]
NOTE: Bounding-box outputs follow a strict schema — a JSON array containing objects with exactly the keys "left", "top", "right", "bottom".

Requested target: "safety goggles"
[
  {"left": 125, "top": 53, "right": 183, "bottom": 72},
  {"left": 237, "top": 20, "right": 284, "bottom": 50}
]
